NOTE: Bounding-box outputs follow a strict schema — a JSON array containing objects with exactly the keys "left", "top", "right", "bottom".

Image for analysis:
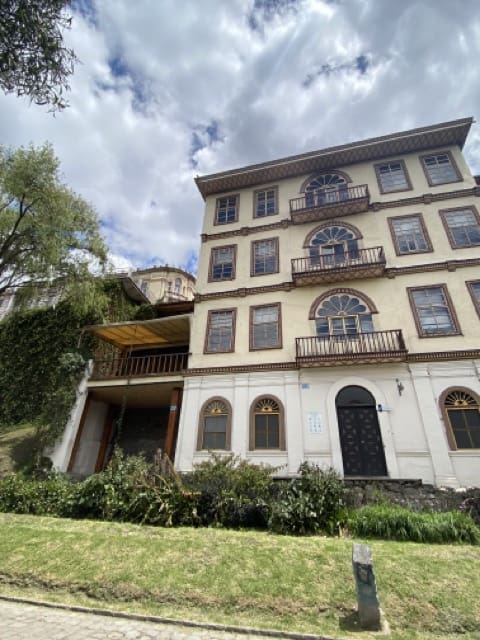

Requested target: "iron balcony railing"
[
  {"left": 296, "top": 330, "right": 407, "bottom": 362},
  {"left": 291, "top": 246, "right": 385, "bottom": 276},
  {"left": 290, "top": 184, "right": 369, "bottom": 214},
  {"left": 91, "top": 352, "right": 188, "bottom": 379}
]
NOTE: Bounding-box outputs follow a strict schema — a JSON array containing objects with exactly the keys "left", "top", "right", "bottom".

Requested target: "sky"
[{"left": 1, "top": 0, "right": 480, "bottom": 276}]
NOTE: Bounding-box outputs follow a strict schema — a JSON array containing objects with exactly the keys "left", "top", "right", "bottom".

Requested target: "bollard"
[{"left": 352, "top": 543, "right": 381, "bottom": 630}]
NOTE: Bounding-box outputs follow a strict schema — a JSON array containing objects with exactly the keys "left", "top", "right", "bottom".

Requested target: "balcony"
[
  {"left": 91, "top": 352, "right": 188, "bottom": 380},
  {"left": 291, "top": 247, "right": 385, "bottom": 285},
  {"left": 296, "top": 330, "right": 407, "bottom": 367},
  {"left": 290, "top": 185, "right": 370, "bottom": 224}
]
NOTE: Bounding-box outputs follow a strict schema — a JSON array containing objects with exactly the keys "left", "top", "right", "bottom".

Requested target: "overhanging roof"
[
  {"left": 195, "top": 117, "right": 473, "bottom": 199},
  {"left": 84, "top": 314, "right": 191, "bottom": 348}
]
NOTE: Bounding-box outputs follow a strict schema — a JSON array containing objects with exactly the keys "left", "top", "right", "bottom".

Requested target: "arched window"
[
  {"left": 308, "top": 224, "right": 360, "bottom": 265},
  {"left": 197, "top": 398, "right": 231, "bottom": 450},
  {"left": 304, "top": 172, "right": 349, "bottom": 207},
  {"left": 442, "top": 389, "right": 480, "bottom": 450},
  {"left": 249, "top": 396, "right": 285, "bottom": 450},
  {"left": 315, "top": 292, "right": 374, "bottom": 336}
]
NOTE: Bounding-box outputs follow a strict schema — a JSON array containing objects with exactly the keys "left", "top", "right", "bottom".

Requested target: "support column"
[
  {"left": 67, "top": 393, "right": 91, "bottom": 473},
  {"left": 165, "top": 387, "right": 182, "bottom": 461},
  {"left": 409, "top": 364, "right": 458, "bottom": 486}
]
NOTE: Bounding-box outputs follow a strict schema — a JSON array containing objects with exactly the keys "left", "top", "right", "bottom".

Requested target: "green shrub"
[
  {"left": 183, "top": 453, "right": 277, "bottom": 528},
  {"left": 0, "top": 472, "right": 71, "bottom": 515},
  {"left": 348, "top": 504, "right": 480, "bottom": 544},
  {"left": 269, "top": 463, "right": 345, "bottom": 536}
]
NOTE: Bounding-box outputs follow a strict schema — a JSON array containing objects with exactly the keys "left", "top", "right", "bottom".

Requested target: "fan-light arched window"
[
  {"left": 305, "top": 173, "right": 349, "bottom": 206},
  {"left": 316, "top": 293, "right": 374, "bottom": 336},
  {"left": 250, "top": 396, "right": 285, "bottom": 450},
  {"left": 309, "top": 225, "right": 359, "bottom": 265},
  {"left": 444, "top": 390, "right": 480, "bottom": 450},
  {"left": 197, "top": 398, "right": 231, "bottom": 450}
]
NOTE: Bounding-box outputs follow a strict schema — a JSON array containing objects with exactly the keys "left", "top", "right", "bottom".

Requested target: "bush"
[
  {"left": 348, "top": 504, "right": 480, "bottom": 544},
  {"left": 183, "top": 453, "right": 277, "bottom": 528},
  {"left": 0, "top": 472, "right": 71, "bottom": 515},
  {"left": 269, "top": 463, "right": 345, "bottom": 536}
]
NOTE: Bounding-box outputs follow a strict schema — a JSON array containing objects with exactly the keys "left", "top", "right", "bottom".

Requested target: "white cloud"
[{"left": 1, "top": 0, "right": 479, "bottom": 275}]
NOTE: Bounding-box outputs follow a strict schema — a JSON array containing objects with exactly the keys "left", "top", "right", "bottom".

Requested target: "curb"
[{"left": 0, "top": 594, "right": 342, "bottom": 640}]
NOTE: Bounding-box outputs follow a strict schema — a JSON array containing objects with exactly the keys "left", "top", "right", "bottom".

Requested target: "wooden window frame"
[
  {"left": 374, "top": 159, "right": 412, "bottom": 194},
  {"left": 214, "top": 194, "right": 239, "bottom": 225},
  {"left": 419, "top": 150, "right": 463, "bottom": 187},
  {"left": 388, "top": 213, "right": 433, "bottom": 256},
  {"left": 249, "top": 395, "right": 286, "bottom": 451},
  {"left": 439, "top": 387, "right": 480, "bottom": 451},
  {"left": 249, "top": 302, "right": 282, "bottom": 351},
  {"left": 204, "top": 308, "right": 237, "bottom": 353},
  {"left": 467, "top": 280, "right": 480, "bottom": 318},
  {"left": 208, "top": 244, "right": 237, "bottom": 282},
  {"left": 407, "top": 284, "right": 461, "bottom": 338},
  {"left": 439, "top": 205, "right": 480, "bottom": 249},
  {"left": 197, "top": 397, "right": 232, "bottom": 451},
  {"left": 253, "top": 185, "right": 279, "bottom": 218},
  {"left": 250, "top": 237, "right": 279, "bottom": 276}
]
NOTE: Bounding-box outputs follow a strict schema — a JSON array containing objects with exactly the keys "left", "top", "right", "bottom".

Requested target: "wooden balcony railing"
[
  {"left": 91, "top": 352, "right": 188, "bottom": 380},
  {"left": 289, "top": 185, "right": 370, "bottom": 223},
  {"left": 296, "top": 330, "right": 407, "bottom": 366},
  {"left": 292, "top": 247, "right": 385, "bottom": 278}
]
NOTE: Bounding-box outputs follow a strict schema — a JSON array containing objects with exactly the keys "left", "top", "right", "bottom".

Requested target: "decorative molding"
[
  {"left": 200, "top": 186, "right": 480, "bottom": 243},
  {"left": 407, "top": 349, "right": 480, "bottom": 362},
  {"left": 196, "top": 257, "right": 480, "bottom": 302},
  {"left": 185, "top": 362, "right": 298, "bottom": 376},
  {"left": 308, "top": 287, "right": 379, "bottom": 320}
]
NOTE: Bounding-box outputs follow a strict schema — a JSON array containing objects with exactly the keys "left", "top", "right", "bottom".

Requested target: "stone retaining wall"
[{"left": 344, "top": 479, "right": 480, "bottom": 525}]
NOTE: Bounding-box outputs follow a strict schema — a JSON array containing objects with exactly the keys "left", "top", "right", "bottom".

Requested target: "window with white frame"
[
  {"left": 375, "top": 161, "right": 410, "bottom": 193},
  {"left": 252, "top": 238, "right": 278, "bottom": 275},
  {"left": 205, "top": 309, "right": 236, "bottom": 352},
  {"left": 215, "top": 195, "right": 238, "bottom": 224},
  {"left": 389, "top": 215, "right": 431, "bottom": 254},
  {"left": 250, "top": 303, "right": 281, "bottom": 349},
  {"left": 421, "top": 152, "right": 460, "bottom": 185},
  {"left": 210, "top": 246, "right": 236, "bottom": 281},
  {"left": 315, "top": 293, "right": 374, "bottom": 336},
  {"left": 440, "top": 208, "right": 480, "bottom": 248},
  {"left": 408, "top": 286, "right": 459, "bottom": 336},
  {"left": 254, "top": 187, "right": 277, "bottom": 217}
]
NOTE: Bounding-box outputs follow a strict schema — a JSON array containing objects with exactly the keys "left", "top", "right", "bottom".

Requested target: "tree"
[
  {"left": 0, "top": 0, "right": 76, "bottom": 110},
  {"left": 0, "top": 143, "right": 107, "bottom": 305}
]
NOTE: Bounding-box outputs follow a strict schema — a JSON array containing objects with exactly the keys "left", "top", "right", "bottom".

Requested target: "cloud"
[{"left": 0, "top": 0, "right": 479, "bottom": 276}]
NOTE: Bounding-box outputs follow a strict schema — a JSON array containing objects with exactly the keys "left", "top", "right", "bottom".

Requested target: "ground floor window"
[
  {"left": 249, "top": 396, "right": 285, "bottom": 450},
  {"left": 443, "top": 389, "right": 480, "bottom": 449}
]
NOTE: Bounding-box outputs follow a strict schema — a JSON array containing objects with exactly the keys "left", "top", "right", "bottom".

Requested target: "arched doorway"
[{"left": 335, "top": 385, "right": 387, "bottom": 476}]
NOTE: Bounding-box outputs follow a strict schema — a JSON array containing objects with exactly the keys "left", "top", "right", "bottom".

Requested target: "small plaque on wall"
[{"left": 307, "top": 412, "right": 322, "bottom": 434}]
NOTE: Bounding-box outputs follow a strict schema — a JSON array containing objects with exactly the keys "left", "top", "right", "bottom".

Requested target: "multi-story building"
[{"left": 175, "top": 117, "right": 480, "bottom": 488}]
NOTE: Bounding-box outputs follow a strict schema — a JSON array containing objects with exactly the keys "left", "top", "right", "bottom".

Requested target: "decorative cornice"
[
  {"left": 200, "top": 186, "right": 480, "bottom": 242},
  {"left": 407, "top": 350, "right": 480, "bottom": 362},
  {"left": 195, "top": 258, "right": 480, "bottom": 302},
  {"left": 184, "top": 349, "right": 480, "bottom": 377},
  {"left": 195, "top": 118, "right": 473, "bottom": 199},
  {"left": 185, "top": 362, "right": 298, "bottom": 376}
]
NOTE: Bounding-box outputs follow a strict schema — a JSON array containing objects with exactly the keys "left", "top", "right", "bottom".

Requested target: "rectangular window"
[
  {"left": 215, "top": 195, "right": 239, "bottom": 224},
  {"left": 421, "top": 152, "right": 461, "bottom": 186},
  {"left": 203, "top": 415, "right": 227, "bottom": 449},
  {"left": 251, "top": 238, "right": 279, "bottom": 275},
  {"left": 389, "top": 214, "right": 431, "bottom": 254},
  {"left": 467, "top": 281, "right": 480, "bottom": 317},
  {"left": 375, "top": 160, "right": 410, "bottom": 193},
  {"left": 250, "top": 303, "right": 281, "bottom": 349},
  {"left": 408, "top": 286, "right": 459, "bottom": 337},
  {"left": 254, "top": 187, "right": 278, "bottom": 217},
  {"left": 209, "top": 245, "right": 236, "bottom": 281},
  {"left": 205, "top": 309, "right": 236, "bottom": 353},
  {"left": 440, "top": 207, "right": 480, "bottom": 248}
]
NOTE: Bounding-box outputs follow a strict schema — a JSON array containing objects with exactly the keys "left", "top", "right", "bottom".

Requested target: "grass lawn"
[
  {"left": 0, "top": 513, "right": 478, "bottom": 639},
  {"left": 0, "top": 424, "right": 37, "bottom": 476}
]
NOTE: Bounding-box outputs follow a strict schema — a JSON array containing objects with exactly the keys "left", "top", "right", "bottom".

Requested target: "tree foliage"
[
  {"left": 0, "top": 0, "right": 77, "bottom": 110},
  {"left": 0, "top": 143, "right": 107, "bottom": 304}
]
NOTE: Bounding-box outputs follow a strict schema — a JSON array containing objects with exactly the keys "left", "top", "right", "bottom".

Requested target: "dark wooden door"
[{"left": 337, "top": 405, "right": 387, "bottom": 476}]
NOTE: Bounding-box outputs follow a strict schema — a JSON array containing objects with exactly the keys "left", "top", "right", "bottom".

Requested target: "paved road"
[{"left": 0, "top": 598, "right": 325, "bottom": 640}]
